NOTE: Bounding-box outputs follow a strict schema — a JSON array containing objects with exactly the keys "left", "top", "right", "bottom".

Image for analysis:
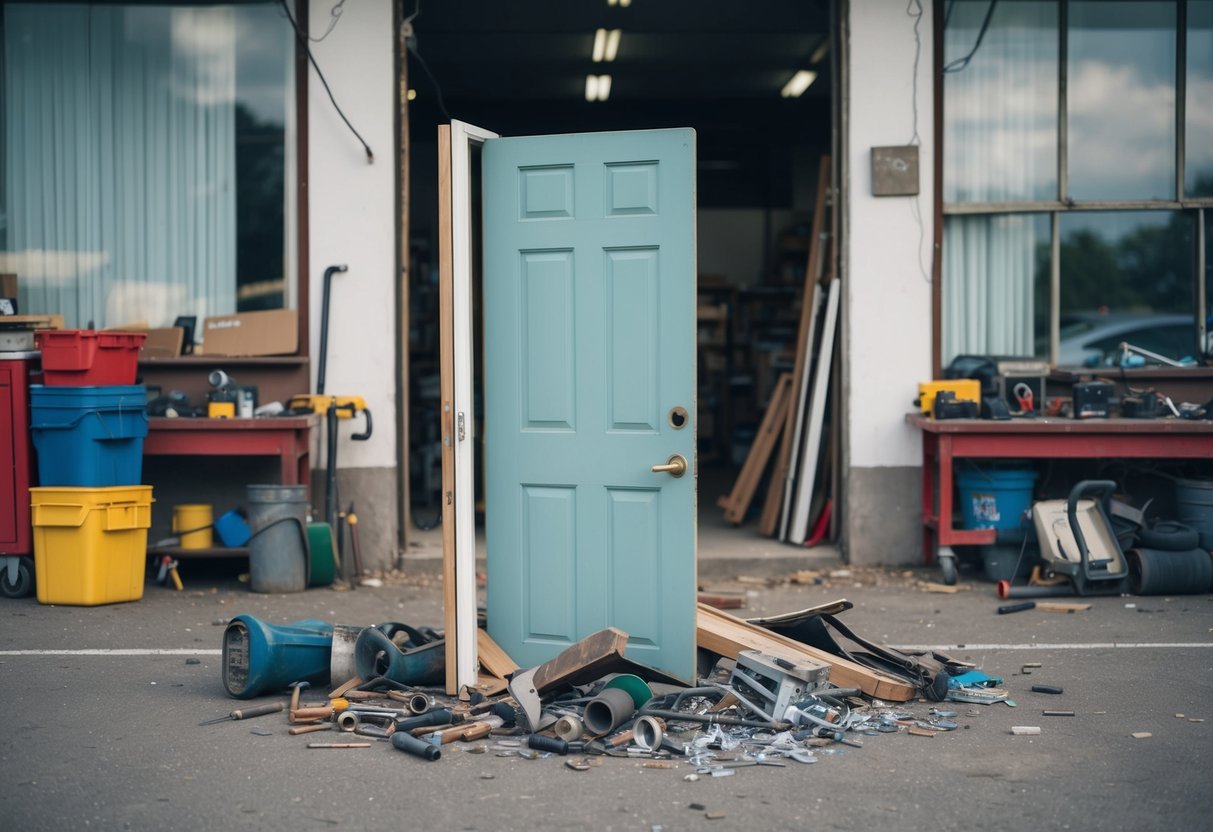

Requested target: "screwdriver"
[{"left": 199, "top": 702, "right": 284, "bottom": 726}]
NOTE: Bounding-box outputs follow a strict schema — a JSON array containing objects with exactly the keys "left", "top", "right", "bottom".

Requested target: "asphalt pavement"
[{"left": 2, "top": 560, "right": 1211, "bottom": 832}]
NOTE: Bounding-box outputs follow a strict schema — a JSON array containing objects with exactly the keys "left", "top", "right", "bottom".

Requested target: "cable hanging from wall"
[
  {"left": 279, "top": 0, "right": 375, "bottom": 163},
  {"left": 403, "top": 0, "right": 453, "bottom": 122},
  {"left": 906, "top": 0, "right": 931, "bottom": 283}
]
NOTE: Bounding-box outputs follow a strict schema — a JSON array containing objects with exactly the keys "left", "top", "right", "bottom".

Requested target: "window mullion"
[
  {"left": 1178, "top": 0, "right": 1188, "bottom": 201},
  {"left": 1059, "top": 0, "right": 1069, "bottom": 204}
]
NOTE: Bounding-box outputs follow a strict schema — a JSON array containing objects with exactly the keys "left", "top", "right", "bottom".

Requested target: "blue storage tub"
[
  {"left": 30, "top": 385, "right": 148, "bottom": 487},
  {"left": 957, "top": 466, "right": 1038, "bottom": 530}
]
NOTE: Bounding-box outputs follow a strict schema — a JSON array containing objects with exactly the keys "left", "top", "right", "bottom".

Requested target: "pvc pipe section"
[
  {"left": 583, "top": 687, "right": 635, "bottom": 735},
  {"left": 996, "top": 580, "right": 1076, "bottom": 599}
]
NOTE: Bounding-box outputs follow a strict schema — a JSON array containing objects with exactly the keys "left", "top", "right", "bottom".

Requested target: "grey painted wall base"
[
  {"left": 842, "top": 465, "right": 922, "bottom": 566},
  {"left": 313, "top": 466, "right": 400, "bottom": 571}
]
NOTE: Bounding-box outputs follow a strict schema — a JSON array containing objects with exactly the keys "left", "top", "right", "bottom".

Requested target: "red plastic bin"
[{"left": 35, "top": 330, "right": 147, "bottom": 386}]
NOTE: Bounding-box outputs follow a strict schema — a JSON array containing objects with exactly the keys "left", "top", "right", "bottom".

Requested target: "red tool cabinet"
[{"left": 1, "top": 352, "right": 38, "bottom": 571}]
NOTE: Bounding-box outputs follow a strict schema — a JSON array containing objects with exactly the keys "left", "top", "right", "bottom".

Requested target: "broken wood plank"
[
  {"left": 719, "top": 373, "right": 792, "bottom": 525},
  {"left": 531, "top": 627, "right": 630, "bottom": 693},
  {"left": 922, "top": 582, "right": 962, "bottom": 594},
  {"left": 697, "top": 591, "right": 745, "bottom": 610},
  {"left": 473, "top": 674, "right": 508, "bottom": 696},
  {"left": 1034, "top": 602, "right": 1091, "bottom": 613},
  {"left": 695, "top": 603, "right": 917, "bottom": 702},
  {"left": 476, "top": 628, "right": 520, "bottom": 680}
]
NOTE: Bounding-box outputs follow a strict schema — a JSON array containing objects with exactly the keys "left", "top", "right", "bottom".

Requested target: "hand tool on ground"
[
  {"left": 527, "top": 735, "right": 586, "bottom": 756},
  {"left": 307, "top": 742, "right": 370, "bottom": 749},
  {"left": 394, "top": 708, "right": 457, "bottom": 732},
  {"left": 199, "top": 702, "right": 284, "bottom": 726},
  {"left": 289, "top": 723, "right": 333, "bottom": 736},
  {"left": 1031, "top": 684, "right": 1063, "bottom": 694},
  {"left": 292, "top": 706, "right": 337, "bottom": 723},
  {"left": 156, "top": 556, "right": 183, "bottom": 591},
  {"left": 391, "top": 731, "right": 441, "bottom": 761},
  {"left": 346, "top": 503, "right": 364, "bottom": 583},
  {"left": 998, "top": 602, "right": 1036, "bottom": 615},
  {"left": 438, "top": 715, "right": 502, "bottom": 744}
]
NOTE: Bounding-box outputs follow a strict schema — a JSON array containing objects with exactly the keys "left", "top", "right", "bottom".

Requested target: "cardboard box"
[
  {"left": 1, "top": 273, "right": 17, "bottom": 315},
  {"left": 202, "top": 309, "right": 297, "bottom": 357},
  {"left": 140, "top": 327, "right": 185, "bottom": 359}
]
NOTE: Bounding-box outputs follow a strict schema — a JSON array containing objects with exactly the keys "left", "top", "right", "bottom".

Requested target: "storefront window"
[{"left": 0, "top": 2, "right": 293, "bottom": 328}]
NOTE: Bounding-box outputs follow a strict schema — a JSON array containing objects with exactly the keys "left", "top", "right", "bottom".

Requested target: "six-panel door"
[{"left": 483, "top": 128, "right": 697, "bottom": 681}]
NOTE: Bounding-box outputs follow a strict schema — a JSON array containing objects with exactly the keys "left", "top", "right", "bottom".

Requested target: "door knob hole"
[{"left": 668, "top": 406, "right": 688, "bottom": 429}]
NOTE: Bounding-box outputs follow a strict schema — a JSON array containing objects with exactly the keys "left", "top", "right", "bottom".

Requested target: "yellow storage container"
[
  {"left": 31, "top": 485, "right": 154, "bottom": 606},
  {"left": 916, "top": 379, "right": 982, "bottom": 414}
]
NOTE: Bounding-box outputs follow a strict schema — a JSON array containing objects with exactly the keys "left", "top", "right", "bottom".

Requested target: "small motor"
[{"left": 208, "top": 369, "right": 257, "bottom": 419}]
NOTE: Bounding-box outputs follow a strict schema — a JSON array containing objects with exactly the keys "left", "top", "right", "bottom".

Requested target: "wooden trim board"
[
  {"left": 760, "top": 155, "right": 831, "bottom": 537},
  {"left": 438, "top": 125, "right": 457, "bottom": 695},
  {"left": 450, "top": 120, "right": 500, "bottom": 692},
  {"left": 787, "top": 277, "right": 840, "bottom": 543},
  {"left": 696, "top": 603, "right": 916, "bottom": 702},
  {"left": 476, "top": 628, "right": 520, "bottom": 680},
  {"left": 718, "top": 373, "right": 792, "bottom": 524}
]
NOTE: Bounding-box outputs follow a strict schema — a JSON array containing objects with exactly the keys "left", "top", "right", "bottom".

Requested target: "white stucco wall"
[
  {"left": 845, "top": 0, "right": 934, "bottom": 469},
  {"left": 306, "top": 0, "right": 397, "bottom": 470}
]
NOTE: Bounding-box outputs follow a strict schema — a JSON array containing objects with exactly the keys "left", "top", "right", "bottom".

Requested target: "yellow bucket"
[{"left": 173, "top": 504, "right": 214, "bottom": 550}]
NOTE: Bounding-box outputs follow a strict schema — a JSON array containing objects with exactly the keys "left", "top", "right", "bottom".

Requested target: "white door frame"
[{"left": 445, "top": 119, "right": 499, "bottom": 692}]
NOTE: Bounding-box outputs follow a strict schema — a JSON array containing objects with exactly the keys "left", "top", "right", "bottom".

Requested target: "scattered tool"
[
  {"left": 288, "top": 681, "right": 311, "bottom": 712},
  {"left": 1031, "top": 685, "right": 1063, "bottom": 695},
  {"left": 1013, "top": 382, "right": 1035, "bottom": 414},
  {"left": 307, "top": 742, "right": 370, "bottom": 749},
  {"left": 199, "top": 702, "right": 284, "bottom": 726},
  {"left": 1043, "top": 710, "right": 1074, "bottom": 717},
  {"left": 156, "top": 556, "right": 183, "bottom": 592},
  {"left": 998, "top": 601, "right": 1036, "bottom": 615}
]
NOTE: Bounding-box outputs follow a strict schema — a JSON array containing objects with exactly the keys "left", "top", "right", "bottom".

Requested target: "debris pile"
[{"left": 199, "top": 599, "right": 1047, "bottom": 773}]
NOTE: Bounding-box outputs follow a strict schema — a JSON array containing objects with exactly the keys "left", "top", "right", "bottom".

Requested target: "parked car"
[{"left": 1055, "top": 313, "right": 1203, "bottom": 367}]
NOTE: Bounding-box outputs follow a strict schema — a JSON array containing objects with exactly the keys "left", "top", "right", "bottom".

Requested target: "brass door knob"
[{"left": 651, "top": 454, "right": 688, "bottom": 478}]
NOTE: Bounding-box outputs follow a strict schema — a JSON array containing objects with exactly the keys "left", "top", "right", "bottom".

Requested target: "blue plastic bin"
[
  {"left": 30, "top": 385, "right": 148, "bottom": 487},
  {"left": 214, "top": 509, "right": 251, "bottom": 548},
  {"left": 956, "top": 466, "right": 1038, "bottom": 530}
]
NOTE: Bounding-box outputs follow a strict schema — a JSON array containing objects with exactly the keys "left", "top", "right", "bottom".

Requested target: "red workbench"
[
  {"left": 907, "top": 412, "right": 1213, "bottom": 564},
  {"left": 144, "top": 415, "right": 318, "bottom": 492}
]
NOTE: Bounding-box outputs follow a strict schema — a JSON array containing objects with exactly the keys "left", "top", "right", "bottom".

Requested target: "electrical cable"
[
  {"left": 307, "top": 0, "right": 346, "bottom": 43},
  {"left": 944, "top": 0, "right": 998, "bottom": 74},
  {"left": 278, "top": 0, "right": 374, "bottom": 163},
  {"left": 906, "top": 0, "right": 930, "bottom": 283},
  {"left": 408, "top": 42, "right": 452, "bottom": 122}
]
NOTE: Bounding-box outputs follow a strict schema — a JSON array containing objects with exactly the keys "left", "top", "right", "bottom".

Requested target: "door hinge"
[{"left": 457, "top": 412, "right": 466, "bottom": 442}]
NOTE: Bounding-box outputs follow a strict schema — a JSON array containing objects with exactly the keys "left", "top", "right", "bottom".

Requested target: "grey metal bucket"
[
  {"left": 246, "top": 484, "right": 311, "bottom": 594},
  {"left": 1176, "top": 479, "right": 1213, "bottom": 550}
]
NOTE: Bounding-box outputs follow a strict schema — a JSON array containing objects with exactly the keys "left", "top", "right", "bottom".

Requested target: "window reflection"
[
  {"left": 1187, "top": 1, "right": 1213, "bottom": 197},
  {"left": 1067, "top": 1, "right": 1176, "bottom": 201},
  {"left": 944, "top": 0, "right": 1058, "bottom": 203},
  {"left": 1057, "top": 211, "right": 1195, "bottom": 367}
]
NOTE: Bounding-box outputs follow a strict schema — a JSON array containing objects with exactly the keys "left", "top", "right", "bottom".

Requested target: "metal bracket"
[{"left": 457, "top": 412, "right": 466, "bottom": 442}]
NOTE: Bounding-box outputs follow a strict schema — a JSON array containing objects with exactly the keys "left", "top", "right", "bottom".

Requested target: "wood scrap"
[
  {"left": 922, "top": 582, "right": 962, "bottom": 594},
  {"left": 476, "top": 628, "right": 520, "bottom": 680},
  {"left": 697, "top": 591, "right": 745, "bottom": 610},
  {"left": 717, "top": 373, "right": 792, "bottom": 525},
  {"left": 760, "top": 155, "right": 832, "bottom": 538},
  {"left": 695, "top": 603, "right": 917, "bottom": 702},
  {"left": 531, "top": 627, "right": 630, "bottom": 693},
  {"left": 1034, "top": 602, "right": 1091, "bottom": 613}
]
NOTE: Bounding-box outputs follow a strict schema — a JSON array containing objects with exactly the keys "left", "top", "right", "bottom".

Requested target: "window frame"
[{"left": 932, "top": 0, "right": 1213, "bottom": 372}]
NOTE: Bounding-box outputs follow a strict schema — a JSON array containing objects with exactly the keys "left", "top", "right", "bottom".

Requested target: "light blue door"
[{"left": 483, "top": 129, "right": 697, "bottom": 681}]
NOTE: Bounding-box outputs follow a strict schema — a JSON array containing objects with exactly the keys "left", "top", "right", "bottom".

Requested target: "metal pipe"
[
  {"left": 996, "top": 580, "right": 1075, "bottom": 600},
  {"left": 636, "top": 708, "right": 792, "bottom": 732},
  {"left": 316, "top": 264, "right": 348, "bottom": 396},
  {"left": 407, "top": 693, "right": 434, "bottom": 715},
  {"left": 336, "top": 711, "right": 359, "bottom": 732}
]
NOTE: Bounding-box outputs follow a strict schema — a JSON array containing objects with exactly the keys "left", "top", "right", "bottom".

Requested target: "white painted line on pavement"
[
  {"left": 0, "top": 649, "right": 222, "bottom": 656},
  {"left": 893, "top": 643, "right": 1213, "bottom": 651}
]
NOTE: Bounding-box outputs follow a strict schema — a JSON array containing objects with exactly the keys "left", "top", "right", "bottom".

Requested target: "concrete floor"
[{"left": 2, "top": 536, "right": 1211, "bottom": 831}]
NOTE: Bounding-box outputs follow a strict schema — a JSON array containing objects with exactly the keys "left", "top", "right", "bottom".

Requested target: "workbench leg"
[
  {"left": 938, "top": 435, "right": 955, "bottom": 549},
  {"left": 921, "top": 433, "right": 936, "bottom": 566},
  {"left": 282, "top": 444, "right": 299, "bottom": 486}
]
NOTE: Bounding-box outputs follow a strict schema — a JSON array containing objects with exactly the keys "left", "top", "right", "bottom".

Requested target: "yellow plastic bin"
[{"left": 31, "top": 485, "right": 154, "bottom": 606}]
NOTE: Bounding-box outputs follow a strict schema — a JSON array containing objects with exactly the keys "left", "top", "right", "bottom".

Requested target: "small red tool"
[{"left": 1013, "top": 382, "right": 1035, "bottom": 413}]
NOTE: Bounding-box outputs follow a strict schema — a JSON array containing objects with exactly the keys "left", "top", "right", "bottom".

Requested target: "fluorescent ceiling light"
[
  {"left": 593, "top": 29, "right": 621, "bottom": 63},
  {"left": 780, "top": 70, "right": 817, "bottom": 98},
  {"left": 810, "top": 41, "right": 830, "bottom": 65},
  {"left": 585, "top": 74, "right": 612, "bottom": 102},
  {"left": 608, "top": 0, "right": 631, "bottom": 7},
  {"left": 604, "top": 29, "right": 621, "bottom": 61}
]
